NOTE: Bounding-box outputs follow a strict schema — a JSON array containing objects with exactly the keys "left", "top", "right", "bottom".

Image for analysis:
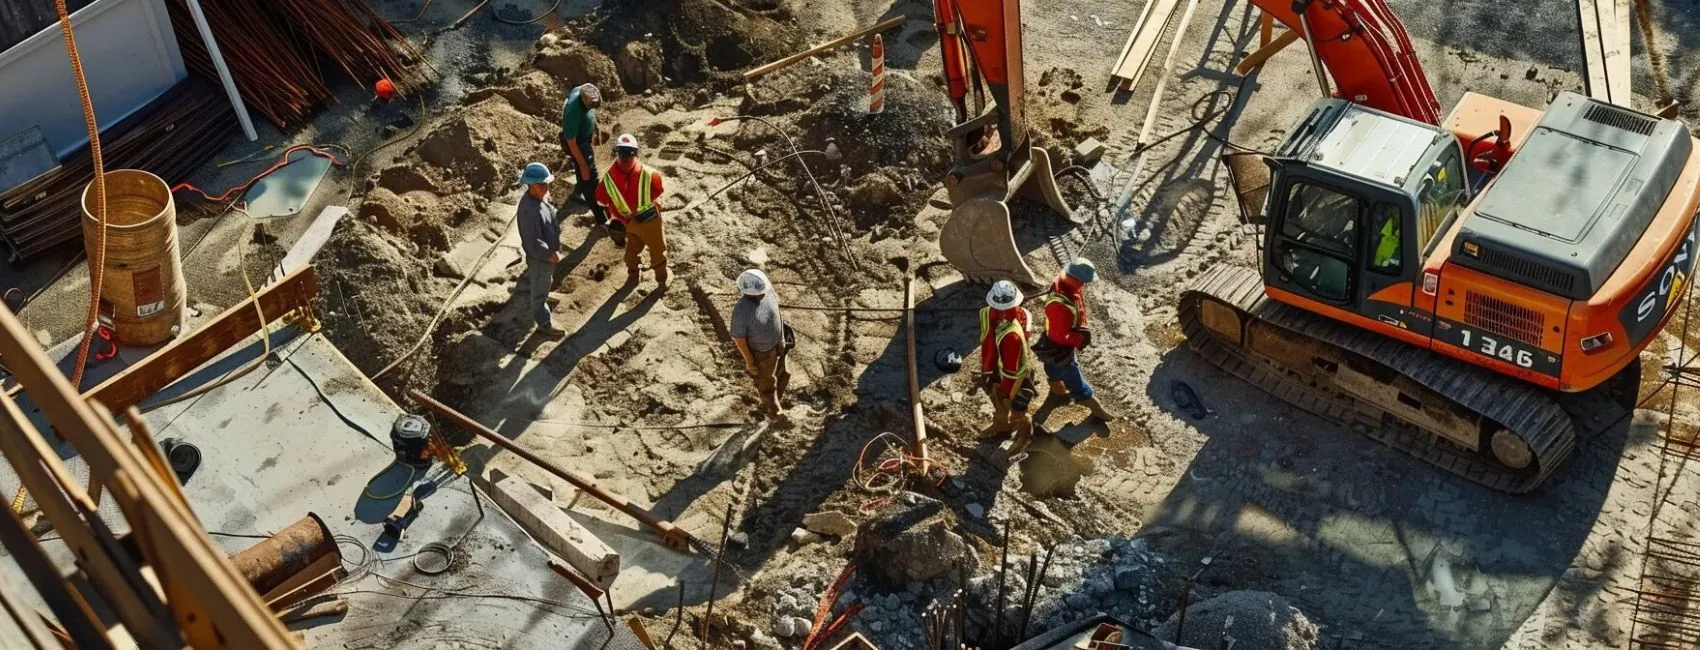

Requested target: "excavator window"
[
  {"left": 1370, "top": 203, "right": 1403, "bottom": 275},
  {"left": 1417, "top": 147, "right": 1468, "bottom": 256},
  {"left": 1277, "top": 182, "right": 1362, "bottom": 302}
]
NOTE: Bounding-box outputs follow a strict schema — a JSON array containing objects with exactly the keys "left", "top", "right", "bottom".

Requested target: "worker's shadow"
[{"left": 717, "top": 275, "right": 1053, "bottom": 570}]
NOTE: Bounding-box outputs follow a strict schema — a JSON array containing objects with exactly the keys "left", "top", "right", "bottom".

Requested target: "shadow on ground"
[{"left": 1135, "top": 344, "right": 1637, "bottom": 649}]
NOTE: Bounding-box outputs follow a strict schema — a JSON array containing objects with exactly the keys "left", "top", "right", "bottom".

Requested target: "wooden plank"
[
  {"left": 1110, "top": 0, "right": 1161, "bottom": 81},
  {"left": 743, "top": 16, "right": 908, "bottom": 82},
  {"left": 84, "top": 265, "right": 317, "bottom": 412},
  {"left": 1577, "top": 0, "right": 1632, "bottom": 105},
  {"left": 270, "top": 206, "right": 346, "bottom": 283},
  {"left": 1110, "top": 0, "right": 1181, "bottom": 89},
  {"left": 1235, "top": 29, "right": 1301, "bottom": 75},
  {"left": 905, "top": 277, "right": 928, "bottom": 467}
]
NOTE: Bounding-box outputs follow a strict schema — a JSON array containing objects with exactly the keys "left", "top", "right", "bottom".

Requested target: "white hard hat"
[
  {"left": 738, "top": 269, "right": 771, "bottom": 296},
  {"left": 986, "top": 280, "right": 1023, "bottom": 310},
  {"left": 614, "top": 133, "right": 640, "bottom": 152},
  {"left": 578, "top": 83, "right": 601, "bottom": 104}
]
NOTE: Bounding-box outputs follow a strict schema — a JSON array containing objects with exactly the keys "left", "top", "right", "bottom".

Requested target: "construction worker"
[
  {"left": 731, "top": 270, "right": 790, "bottom": 424},
  {"left": 560, "top": 83, "right": 609, "bottom": 235},
  {"left": 978, "top": 280, "right": 1035, "bottom": 455},
  {"left": 1035, "top": 259, "right": 1117, "bottom": 421},
  {"left": 515, "top": 163, "right": 566, "bottom": 338},
  {"left": 595, "top": 133, "right": 669, "bottom": 289}
]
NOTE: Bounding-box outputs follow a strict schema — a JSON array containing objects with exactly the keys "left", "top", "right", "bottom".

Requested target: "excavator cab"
[{"left": 1234, "top": 99, "right": 1469, "bottom": 324}]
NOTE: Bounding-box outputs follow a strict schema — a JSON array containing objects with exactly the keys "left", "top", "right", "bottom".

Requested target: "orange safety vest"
[{"left": 601, "top": 166, "right": 655, "bottom": 219}]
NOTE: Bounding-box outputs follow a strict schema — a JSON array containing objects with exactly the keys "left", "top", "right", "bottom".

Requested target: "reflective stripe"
[
  {"left": 601, "top": 167, "right": 656, "bottom": 219},
  {"left": 978, "top": 306, "right": 1030, "bottom": 380}
]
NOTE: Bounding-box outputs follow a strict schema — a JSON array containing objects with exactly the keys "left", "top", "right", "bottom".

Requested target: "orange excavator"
[{"left": 1179, "top": 0, "right": 1700, "bottom": 491}]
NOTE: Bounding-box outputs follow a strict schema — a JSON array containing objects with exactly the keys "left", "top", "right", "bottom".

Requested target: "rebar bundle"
[
  {"left": 0, "top": 80, "right": 235, "bottom": 260},
  {"left": 165, "top": 0, "right": 427, "bottom": 129}
]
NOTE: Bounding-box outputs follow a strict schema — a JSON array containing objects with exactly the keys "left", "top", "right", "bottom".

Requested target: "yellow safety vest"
[
  {"left": 1042, "top": 292, "right": 1083, "bottom": 328},
  {"left": 1373, "top": 215, "right": 1399, "bottom": 268},
  {"left": 978, "top": 306, "right": 1031, "bottom": 381},
  {"left": 601, "top": 166, "right": 655, "bottom": 219}
]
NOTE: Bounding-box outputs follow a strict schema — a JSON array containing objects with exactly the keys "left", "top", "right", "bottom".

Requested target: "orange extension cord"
[{"left": 15, "top": 0, "right": 107, "bottom": 515}]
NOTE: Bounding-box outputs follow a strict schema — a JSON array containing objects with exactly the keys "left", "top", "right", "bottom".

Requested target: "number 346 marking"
[{"left": 1459, "top": 328, "right": 1534, "bottom": 368}]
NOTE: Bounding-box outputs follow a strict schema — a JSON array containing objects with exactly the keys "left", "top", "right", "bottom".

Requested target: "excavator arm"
[
  {"left": 1250, "top": 0, "right": 1441, "bottom": 124},
  {"left": 933, "top": 0, "right": 1075, "bottom": 289}
]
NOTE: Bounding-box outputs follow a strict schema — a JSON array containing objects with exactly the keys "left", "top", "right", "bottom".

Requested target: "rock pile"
[
  {"left": 969, "top": 536, "right": 1176, "bottom": 639},
  {"left": 1152, "top": 591, "right": 1321, "bottom": 650},
  {"left": 853, "top": 493, "right": 969, "bottom": 585}
]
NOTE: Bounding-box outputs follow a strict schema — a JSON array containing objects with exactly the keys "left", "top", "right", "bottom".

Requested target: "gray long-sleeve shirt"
[{"left": 515, "top": 193, "right": 560, "bottom": 262}]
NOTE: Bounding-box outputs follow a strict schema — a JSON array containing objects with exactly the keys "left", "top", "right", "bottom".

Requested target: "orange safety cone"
[{"left": 868, "top": 34, "right": 885, "bottom": 115}]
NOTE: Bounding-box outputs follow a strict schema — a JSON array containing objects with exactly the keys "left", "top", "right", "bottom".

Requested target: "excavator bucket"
[{"left": 939, "top": 146, "right": 1073, "bottom": 290}]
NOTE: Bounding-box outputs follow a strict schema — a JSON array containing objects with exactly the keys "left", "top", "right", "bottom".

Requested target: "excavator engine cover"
[{"left": 939, "top": 146, "right": 1076, "bottom": 289}]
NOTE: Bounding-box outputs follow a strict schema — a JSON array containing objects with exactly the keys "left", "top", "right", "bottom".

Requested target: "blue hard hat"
[
  {"left": 519, "top": 162, "right": 553, "bottom": 186},
  {"left": 1065, "top": 257, "right": 1096, "bottom": 283}
]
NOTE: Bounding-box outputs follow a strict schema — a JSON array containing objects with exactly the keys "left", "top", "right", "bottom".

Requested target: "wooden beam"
[
  {"left": 1577, "top": 0, "right": 1631, "bottom": 105},
  {"left": 270, "top": 206, "right": 345, "bottom": 284},
  {"left": 84, "top": 266, "right": 317, "bottom": 412},
  {"left": 1110, "top": 0, "right": 1181, "bottom": 91},
  {"left": 905, "top": 276, "right": 928, "bottom": 468},
  {"left": 1235, "top": 28, "right": 1301, "bottom": 75},
  {"left": 408, "top": 391, "right": 702, "bottom": 553},
  {"left": 743, "top": 16, "right": 907, "bottom": 82}
]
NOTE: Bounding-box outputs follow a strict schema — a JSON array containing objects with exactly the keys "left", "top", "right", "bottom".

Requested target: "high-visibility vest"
[
  {"left": 602, "top": 166, "right": 655, "bottom": 219},
  {"left": 1042, "top": 290, "right": 1086, "bottom": 329},
  {"left": 1373, "top": 215, "right": 1399, "bottom": 268},
  {"left": 979, "top": 306, "right": 1030, "bottom": 381}
]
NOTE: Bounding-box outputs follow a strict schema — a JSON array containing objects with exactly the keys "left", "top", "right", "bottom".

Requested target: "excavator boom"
[{"left": 1251, "top": 0, "right": 1441, "bottom": 124}]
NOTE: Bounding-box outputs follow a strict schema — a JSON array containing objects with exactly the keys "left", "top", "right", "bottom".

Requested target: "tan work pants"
[
  {"left": 751, "top": 345, "right": 790, "bottom": 416},
  {"left": 982, "top": 380, "right": 1032, "bottom": 436},
  {"left": 624, "top": 216, "right": 667, "bottom": 275}
]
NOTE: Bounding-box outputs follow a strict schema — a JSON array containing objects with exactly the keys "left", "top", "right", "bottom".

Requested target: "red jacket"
[
  {"left": 1043, "top": 277, "right": 1088, "bottom": 349},
  {"left": 595, "top": 161, "right": 665, "bottom": 222},
  {"left": 979, "top": 307, "right": 1030, "bottom": 397}
]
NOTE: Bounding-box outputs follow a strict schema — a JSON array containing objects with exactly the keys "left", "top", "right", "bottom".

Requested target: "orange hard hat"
[{"left": 375, "top": 78, "right": 396, "bottom": 102}]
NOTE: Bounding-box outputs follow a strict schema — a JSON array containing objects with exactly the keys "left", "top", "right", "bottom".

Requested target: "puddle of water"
[{"left": 1019, "top": 434, "right": 1093, "bottom": 497}]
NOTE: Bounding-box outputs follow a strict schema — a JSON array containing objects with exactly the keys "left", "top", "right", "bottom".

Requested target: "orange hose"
[
  {"left": 16, "top": 0, "right": 107, "bottom": 516},
  {"left": 62, "top": 0, "right": 107, "bottom": 391}
]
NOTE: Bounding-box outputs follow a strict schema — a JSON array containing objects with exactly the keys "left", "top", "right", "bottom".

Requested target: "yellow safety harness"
[{"left": 601, "top": 166, "right": 655, "bottom": 219}]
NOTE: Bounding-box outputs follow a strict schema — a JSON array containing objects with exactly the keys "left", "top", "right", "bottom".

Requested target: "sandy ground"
[{"left": 13, "top": 0, "right": 1700, "bottom": 648}]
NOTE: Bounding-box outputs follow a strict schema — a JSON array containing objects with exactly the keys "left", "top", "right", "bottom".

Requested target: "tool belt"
[
  {"left": 631, "top": 206, "right": 659, "bottom": 224},
  {"left": 1030, "top": 335, "right": 1075, "bottom": 366},
  {"left": 1011, "top": 381, "right": 1037, "bottom": 412}
]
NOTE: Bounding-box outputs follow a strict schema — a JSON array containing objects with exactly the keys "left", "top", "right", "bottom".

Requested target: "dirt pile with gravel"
[
  {"left": 1154, "top": 591, "right": 1321, "bottom": 650},
  {"left": 591, "top": 0, "right": 800, "bottom": 84}
]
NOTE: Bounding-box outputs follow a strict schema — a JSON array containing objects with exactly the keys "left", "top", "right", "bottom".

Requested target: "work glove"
[
  {"left": 1074, "top": 326, "right": 1093, "bottom": 349},
  {"left": 745, "top": 359, "right": 758, "bottom": 376}
]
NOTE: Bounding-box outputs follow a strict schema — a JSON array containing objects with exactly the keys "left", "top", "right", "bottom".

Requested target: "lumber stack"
[
  {"left": 0, "top": 80, "right": 236, "bottom": 261},
  {"left": 1109, "top": 0, "right": 1182, "bottom": 91},
  {"left": 165, "top": 0, "right": 427, "bottom": 129}
]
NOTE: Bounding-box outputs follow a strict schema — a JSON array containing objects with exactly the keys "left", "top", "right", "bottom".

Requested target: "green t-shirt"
[{"left": 561, "top": 87, "right": 596, "bottom": 144}]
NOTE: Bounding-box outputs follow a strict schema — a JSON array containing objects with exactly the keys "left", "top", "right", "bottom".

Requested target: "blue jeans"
[
  {"left": 526, "top": 260, "right": 555, "bottom": 328},
  {"left": 1043, "top": 356, "right": 1093, "bottom": 399}
]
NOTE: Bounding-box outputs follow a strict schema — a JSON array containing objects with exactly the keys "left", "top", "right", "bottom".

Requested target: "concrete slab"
[
  {"left": 0, "top": 330, "right": 645, "bottom": 648},
  {"left": 491, "top": 475, "right": 620, "bottom": 590}
]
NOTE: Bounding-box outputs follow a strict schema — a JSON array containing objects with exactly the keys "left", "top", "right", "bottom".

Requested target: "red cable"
[
  {"left": 172, "top": 144, "right": 343, "bottom": 205},
  {"left": 802, "top": 564, "right": 856, "bottom": 650}
]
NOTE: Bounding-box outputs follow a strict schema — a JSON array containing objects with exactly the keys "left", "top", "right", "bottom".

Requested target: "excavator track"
[{"left": 1178, "top": 265, "right": 1591, "bottom": 493}]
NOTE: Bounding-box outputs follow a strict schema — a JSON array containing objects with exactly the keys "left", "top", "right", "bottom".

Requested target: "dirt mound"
[
  {"left": 1153, "top": 591, "right": 1321, "bottom": 650},
  {"left": 358, "top": 188, "right": 478, "bottom": 251},
  {"left": 796, "top": 69, "right": 952, "bottom": 176},
  {"left": 593, "top": 0, "right": 800, "bottom": 84},
  {"left": 462, "top": 70, "right": 566, "bottom": 117},
  {"left": 533, "top": 41, "right": 624, "bottom": 98},
  {"left": 314, "top": 221, "right": 438, "bottom": 386},
  {"left": 412, "top": 95, "right": 557, "bottom": 193},
  {"left": 615, "top": 42, "right": 665, "bottom": 92}
]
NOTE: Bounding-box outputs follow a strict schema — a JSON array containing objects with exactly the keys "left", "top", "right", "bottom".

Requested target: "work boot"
[
  {"left": 1036, "top": 381, "right": 1070, "bottom": 416},
  {"left": 654, "top": 266, "right": 670, "bottom": 291},
  {"left": 1080, "top": 396, "right": 1118, "bottom": 422},
  {"left": 623, "top": 268, "right": 640, "bottom": 288},
  {"left": 978, "top": 421, "right": 1013, "bottom": 439},
  {"left": 1006, "top": 428, "right": 1033, "bottom": 458},
  {"left": 536, "top": 324, "right": 568, "bottom": 340}
]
